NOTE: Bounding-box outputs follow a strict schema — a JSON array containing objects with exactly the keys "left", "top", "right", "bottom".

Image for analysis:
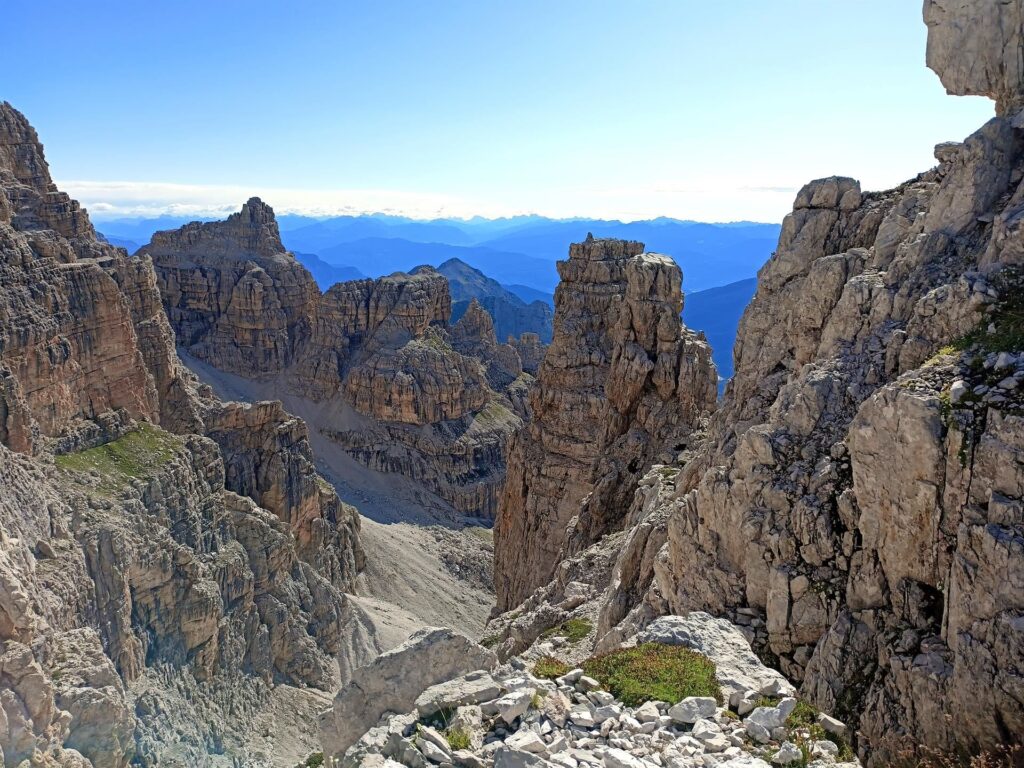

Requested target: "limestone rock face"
[
  {"left": 140, "top": 199, "right": 319, "bottom": 377},
  {"left": 925, "top": 0, "right": 1024, "bottom": 115},
  {"left": 494, "top": 236, "right": 717, "bottom": 610},
  {"left": 510, "top": 332, "right": 545, "bottom": 375},
  {"left": 203, "top": 398, "right": 364, "bottom": 586},
  {"left": 642, "top": 147, "right": 1024, "bottom": 761},
  {"left": 0, "top": 101, "right": 366, "bottom": 766},
  {"left": 149, "top": 209, "right": 521, "bottom": 519},
  {"left": 450, "top": 298, "right": 526, "bottom": 392},
  {"left": 318, "top": 627, "right": 497, "bottom": 760},
  {"left": 0, "top": 104, "right": 160, "bottom": 454},
  {"left": 573, "top": 6, "right": 1024, "bottom": 762}
]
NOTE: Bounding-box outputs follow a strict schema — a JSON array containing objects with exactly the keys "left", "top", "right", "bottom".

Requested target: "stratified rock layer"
[
  {"left": 144, "top": 199, "right": 318, "bottom": 377},
  {"left": 145, "top": 209, "right": 522, "bottom": 519},
  {"left": 494, "top": 236, "right": 717, "bottom": 610},
  {"left": 0, "top": 101, "right": 365, "bottom": 767}
]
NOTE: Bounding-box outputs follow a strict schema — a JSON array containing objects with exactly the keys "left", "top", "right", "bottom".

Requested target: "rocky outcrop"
[
  {"left": 0, "top": 101, "right": 366, "bottom": 766},
  {"left": 146, "top": 205, "right": 522, "bottom": 520},
  {"left": 330, "top": 613, "right": 856, "bottom": 768},
  {"left": 450, "top": 299, "right": 527, "bottom": 392},
  {"left": 494, "top": 236, "right": 717, "bottom": 610},
  {"left": 925, "top": 0, "right": 1024, "bottom": 115},
  {"left": 319, "top": 627, "right": 498, "bottom": 760},
  {"left": 510, "top": 332, "right": 545, "bottom": 375},
  {"left": 562, "top": 4, "right": 1024, "bottom": 763},
  {"left": 141, "top": 198, "right": 318, "bottom": 377}
]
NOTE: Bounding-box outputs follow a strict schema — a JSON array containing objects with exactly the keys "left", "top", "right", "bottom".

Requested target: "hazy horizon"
[{"left": 5, "top": 1, "right": 995, "bottom": 222}]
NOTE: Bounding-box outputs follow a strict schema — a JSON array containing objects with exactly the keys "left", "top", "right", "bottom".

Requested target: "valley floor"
[{"left": 181, "top": 352, "right": 496, "bottom": 647}]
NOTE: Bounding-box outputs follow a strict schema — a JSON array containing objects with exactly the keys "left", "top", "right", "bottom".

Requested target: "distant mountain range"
[
  {"left": 99, "top": 214, "right": 772, "bottom": 376},
  {"left": 95, "top": 212, "right": 780, "bottom": 296},
  {"left": 293, "top": 251, "right": 366, "bottom": 289},
  {"left": 681, "top": 277, "right": 758, "bottom": 384},
  {"left": 424, "top": 258, "right": 554, "bottom": 343}
]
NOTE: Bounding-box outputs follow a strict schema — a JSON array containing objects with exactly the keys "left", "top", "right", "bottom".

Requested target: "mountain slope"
[
  {"left": 315, "top": 237, "right": 562, "bottom": 292},
  {"left": 425, "top": 257, "right": 554, "bottom": 343},
  {"left": 0, "top": 101, "right": 366, "bottom": 766},
  {"left": 293, "top": 250, "right": 366, "bottom": 289}
]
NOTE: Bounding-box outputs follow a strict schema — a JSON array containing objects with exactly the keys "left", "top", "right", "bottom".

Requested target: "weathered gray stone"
[{"left": 320, "top": 627, "right": 496, "bottom": 759}]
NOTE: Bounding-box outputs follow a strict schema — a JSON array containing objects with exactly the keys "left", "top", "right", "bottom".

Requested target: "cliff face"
[
  {"left": 0, "top": 102, "right": 365, "bottom": 766},
  {"left": 146, "top": 206, "right": 523, "bottom": 520},
  {"left": 0, "top": 107, "right": 160, "bottom": 453},
  {"left": 493, "top": 236, "right": 717, "bottom": 611},
  {"left": 143, "top": 198, "right": 318, "bottom": 377},
  {"left": 561, "top": 3, "right": 1024, "bottom": 762}
]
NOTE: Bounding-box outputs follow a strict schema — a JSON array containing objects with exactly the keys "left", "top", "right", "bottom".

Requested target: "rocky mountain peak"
[
  {"left": 0, "top": 101, "right": 54, "bottom": 191},
  {"left": 0, "top": 101, "right": 96, "bottom": 240},
  {"left": 145, "top": 197, "right": 289, "bottom": 263},
  {"left": 494, "top": 237, "right": 717, "bottom": 610},
  {"left": 925, "top": 0, "right": 1024, "bottom": 115}
]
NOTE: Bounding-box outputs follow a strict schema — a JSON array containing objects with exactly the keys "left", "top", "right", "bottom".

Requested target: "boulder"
[
  {"left": 415, "top": 671, "right": 503, "bottom": 717},
  {"left": 319, "top": 627, "right": 496, "bottom": 759}
]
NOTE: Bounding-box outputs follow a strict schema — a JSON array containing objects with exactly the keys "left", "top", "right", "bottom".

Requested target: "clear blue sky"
[{"left": 2, "top": 0, "right": 993, "bottom": 222}]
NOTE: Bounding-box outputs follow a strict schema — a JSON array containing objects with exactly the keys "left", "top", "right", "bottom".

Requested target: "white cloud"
[
  {"left": 59, "top": 177, "right": 801, "bottom": 223},
  {"left": 59, "top": 180, "right": 524, "bottom": 221}
]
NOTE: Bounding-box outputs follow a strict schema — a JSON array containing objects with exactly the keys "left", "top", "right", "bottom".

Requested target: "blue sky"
[{"left": 2, "top": 0, "right": 994, "bottom": 222}]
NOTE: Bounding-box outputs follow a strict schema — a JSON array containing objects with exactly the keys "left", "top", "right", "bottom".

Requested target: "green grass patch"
[
  {"left": 532, "top": 655, "right": 570, "bottom": 680},
  {"left": 470, "top": 398, "right": 517, "bottom": 430},
  {"left": 786, "top": 700, "right": 819, "bottom": 729},
  {"left": 55, "top": 424, "right": 182, "bottom": 494},
  {"left": 582, "top": 642, "right": 722, "bottom": 707},
  {"left": 294, "top": 753, "right": 323, "bottom": 768},
  {"left": 479, "top": 633, "right": 502, "bottom": 649},
  {"left": 541, "top": 617, "right": 593, "bottom": 643},
  {"left": 445, "top": 726, "right": 471, "bottom": 751}
]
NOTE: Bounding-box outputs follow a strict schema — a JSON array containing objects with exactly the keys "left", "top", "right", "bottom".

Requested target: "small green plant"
[
  {"left": 530, "top": 690, "right": 545, "bottom": 709},
  {"left": 295, "top": 753, "right": 324, "bottom": 768},
  {"left": 581, "top": 642, "right": 721, "bottom": 707},
  {"left": 445, "top": 726, "right": 471, "bottom": 751},
  {"left": 541, "top": 617, "right": 593, "bottom": 643},
  {"left": 479, "top": 633, "right": 502, "bottom": 649},
  {"left": 784, "top": 700, "right": 855, "bottom": 762},
  {"left": 785, "top": 699, "right": 819, "bottom": 729},
  {"left": 418, "top": 707, "right": 456, "bottom": 733},
  {"left": 532, "top": 655, "right": 570, "bottom": 680},
  {"left": 948, "top": 267, "right": 1024, "bottom": 355}
]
